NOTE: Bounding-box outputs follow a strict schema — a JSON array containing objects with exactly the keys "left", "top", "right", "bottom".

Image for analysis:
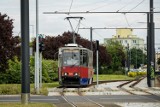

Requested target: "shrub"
[
  {"left": 128, "top": 71, "right": 146, "bottom": 77},
  {"left": 0, "top": 56, "right": 21, "bottom": 84},
  {"left": 128, "top": 72, "right": 137, "bottom": 77},
  {"left": 0, "top": 56, "right": 58, "bottom": 84},
  {"left": 42, "top": 60, "right": 58, "bottom": 82}
]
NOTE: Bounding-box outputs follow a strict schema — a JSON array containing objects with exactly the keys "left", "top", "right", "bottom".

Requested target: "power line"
[
  {"left": 55, "top": 0, "right": 109, "bottom": 12},
  {"left": 65, "top": 16, "right": 104, "bottom": 41},
  {"left": 116, "top": 0, "right": 135, "bottom": 12},
  {"left": 68, "top": 0, "right": 73, "bottom": 14},
  {"left": 128, "top": 0, "right": 146, "bottom": 12},
  {"left": 123, "top": 13, "right": 130, "bottom": 27},
  {"left": 87, "top": 0, "right": 120, "bottom": 12},
  {"left": 92, "top": 30, "right": 104, "bottom": 39}
]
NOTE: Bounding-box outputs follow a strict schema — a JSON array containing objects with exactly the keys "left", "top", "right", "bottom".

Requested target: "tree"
[
  {"left": 33, "top": 31, "right": 111, "bottom": 67},
  {"left": 130, "top": 48, "right": 147, "bottom": 69},
  {"left": 105, "top": 40, "right": 125, "bottom": 72},
  {"left": 0, "top": 13, "right": 20, "bottom": 72}
]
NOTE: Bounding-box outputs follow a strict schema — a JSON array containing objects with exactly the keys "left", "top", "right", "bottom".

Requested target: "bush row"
[
  {"left": 128, "top": 71, "right": 147, "bottom": 77},
  {"left": 0, "top": 56, "right": 58, "bottom": 84}
]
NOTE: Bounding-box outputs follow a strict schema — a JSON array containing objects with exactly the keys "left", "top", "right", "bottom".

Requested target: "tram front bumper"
[
  {"left": 62, "top": 76, "right": 80, "bottom": 85},
  {"left": 61, "top": 76, "right": 89, "bottom": 86}
]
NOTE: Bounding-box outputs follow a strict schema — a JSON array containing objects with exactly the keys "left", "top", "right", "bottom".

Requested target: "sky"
[{"left": 0, "top": 0, "right": 160, "bottom": 49}]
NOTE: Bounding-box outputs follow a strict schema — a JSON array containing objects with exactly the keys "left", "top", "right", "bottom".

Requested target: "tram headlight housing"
[
  {"left": 74, "top": 72, "right": 78, "bottom": 76},
  {"left": 64, "top": 72, "right": 68, "bottom": 76}
]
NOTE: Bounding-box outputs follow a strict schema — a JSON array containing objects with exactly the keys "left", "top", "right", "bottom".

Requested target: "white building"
[{"left": 104, "top": 28, "right": 145, "bottom": 50}]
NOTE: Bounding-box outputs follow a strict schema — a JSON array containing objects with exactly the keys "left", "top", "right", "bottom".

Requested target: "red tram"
[{"left": 58, "top": 43, "right": 94, "bottom": 86}]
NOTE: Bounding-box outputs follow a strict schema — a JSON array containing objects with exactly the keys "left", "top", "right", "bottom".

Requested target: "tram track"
[
  {"left": 117, "top": 76, "right": 160, "bottom": 96},
  {"left": 60, "top": 87, "right": 104, "bottom": 107},
  {"left": 51, "top": 76, "right": 160, "bottom": 106}
]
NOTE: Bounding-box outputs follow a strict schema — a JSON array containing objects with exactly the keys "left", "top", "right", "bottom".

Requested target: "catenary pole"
[
  {"left": 147, "top": 12, "right": 151, "bottom": 87},
  {"left": 149, "top": 0, "right": 155, "bottom": 87},
  {"left": 35, "top": 0, "right": 40, "bottom": 94},
  {"left": 90, "top": 27, "right": 93, "bottom": 51},
  {"left": 127, "top": 43, "right": 130, "bottom": 72},
  {"left": 96, "top": 40, "right": 99, "bottom": 87},
  {"left": 21, "top": 0, "right": 30, "bottom": 104}
]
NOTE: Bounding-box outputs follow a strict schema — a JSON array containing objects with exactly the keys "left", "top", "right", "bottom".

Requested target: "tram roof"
[
  {"left": 59, "top": 43, "right": 92, "bottom": 52},
  {"left": 65, "top": 43, "right": 82, "bottom": 47}
]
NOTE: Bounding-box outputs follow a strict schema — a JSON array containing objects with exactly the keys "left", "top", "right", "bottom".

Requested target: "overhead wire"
[
  {"left": 129, "top": 13, "right": 146, "bottom": 26},
  {"left": 87, "top": 0, "right": 120, "bottom": 12},
  {"left": 56, "top": 0, "right": 109, "bottom": 12},
  {"left": 123, "top": 13, "right": 130, "bottom": 27},
  {"left": 80, "top": 0, "right": 108, "bottom": 8},
  {"left": 128, "top": 0, "right": 146, "bottom": 12},
  {"left": 66, "top": 14, "right": 104, "bottom": 40},
  {"left": 77, "top": 18, "right": 105, "bottom": 40},
  {"left": 116, "top": 0, "right": 135, "bottom": 12},
  {"left": 65, "top": 0, "right": 148, "bottom": 41},
  {"left": 92, "top": 30, "right": 105, "bottom": 40},
  {"left": 68, "top": 0, "right": 73, "bottom": 14}
]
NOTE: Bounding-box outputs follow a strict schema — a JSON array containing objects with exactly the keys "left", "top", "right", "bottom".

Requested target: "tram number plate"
[{"left": 69, "top": 73, "right": 73, "bottom": 76}]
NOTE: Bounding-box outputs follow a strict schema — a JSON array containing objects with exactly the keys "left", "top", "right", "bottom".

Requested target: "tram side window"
[{"left": 80, "top": 50, "right": 88, "bottom": 66}]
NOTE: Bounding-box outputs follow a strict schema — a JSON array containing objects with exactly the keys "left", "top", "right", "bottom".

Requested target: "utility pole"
[
  {"left": 35, "top": 0, "right": 40, "bottom": 94},
  {"left": 149, "top": 0, "right": 155, "bottom": 87},
  {"left": 21, "top": 0, "right": 30, "bottom": 104},
  {"left": 127, "top": 43, "right": 130, "bottom": 72},
  {"left": 90, "top": 27, "right": 93, "bottom": 51},
  {"left": 147, "top": 13, "right": 151, "bottom": 87},
  {"left": 96, "top": 40, "right": 99, "bottom": 87}
]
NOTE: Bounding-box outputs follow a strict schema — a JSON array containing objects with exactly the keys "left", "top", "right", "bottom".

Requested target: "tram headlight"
[
  {"left": 74, "top": 72, "right": 78, "bottom": 76},
  {"left": 64, "top": 72, "right": 68, "bottom": 76}
]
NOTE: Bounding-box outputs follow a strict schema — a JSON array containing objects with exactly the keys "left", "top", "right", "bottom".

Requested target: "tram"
[{"left": 58, "top": 43, "right": 93, "bottom": 86}]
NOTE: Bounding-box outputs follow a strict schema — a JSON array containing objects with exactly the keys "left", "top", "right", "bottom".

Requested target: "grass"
[
  {"left": 93, "top": 74, "right": 135, "bottom": 81},
  {"left": 0, "top": 103, "right": 55, "bottom": 107},
  {"left": 0, "top": 75, "right": 135, "bottom": 95},
  {"left": 0, "top": 82, "right": 59, "bottom": 95}
]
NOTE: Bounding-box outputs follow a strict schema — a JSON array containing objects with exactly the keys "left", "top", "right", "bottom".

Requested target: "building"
[{"left": 104, "top": 28, "right": 145, "bottom": 50}]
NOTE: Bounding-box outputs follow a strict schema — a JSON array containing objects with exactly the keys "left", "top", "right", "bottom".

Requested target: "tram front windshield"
[{"left": 63, "top": 49, "right": 79, "bottom": 66}]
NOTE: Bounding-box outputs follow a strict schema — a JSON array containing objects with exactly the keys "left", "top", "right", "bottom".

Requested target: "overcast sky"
[{"left": 0, "top": 0, "right": 160, "bottom": 48}]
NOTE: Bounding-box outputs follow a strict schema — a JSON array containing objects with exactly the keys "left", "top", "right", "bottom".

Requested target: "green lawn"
[
  {"left": 0, "top": 82, "right": 59, "bottom": 95},
  {"left": 93, "top": 74, "right": 135, "bottom": 81},
  {"left": 0, "top": 75, "right": 135, "bottom": 95},
  {"left": 0, "top": 103, "right": 55, "bottom": 107}
]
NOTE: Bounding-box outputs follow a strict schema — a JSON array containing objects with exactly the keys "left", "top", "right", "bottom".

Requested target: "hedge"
[{"left": 0, "top": 56, "right": 58, "bottom": 84}]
